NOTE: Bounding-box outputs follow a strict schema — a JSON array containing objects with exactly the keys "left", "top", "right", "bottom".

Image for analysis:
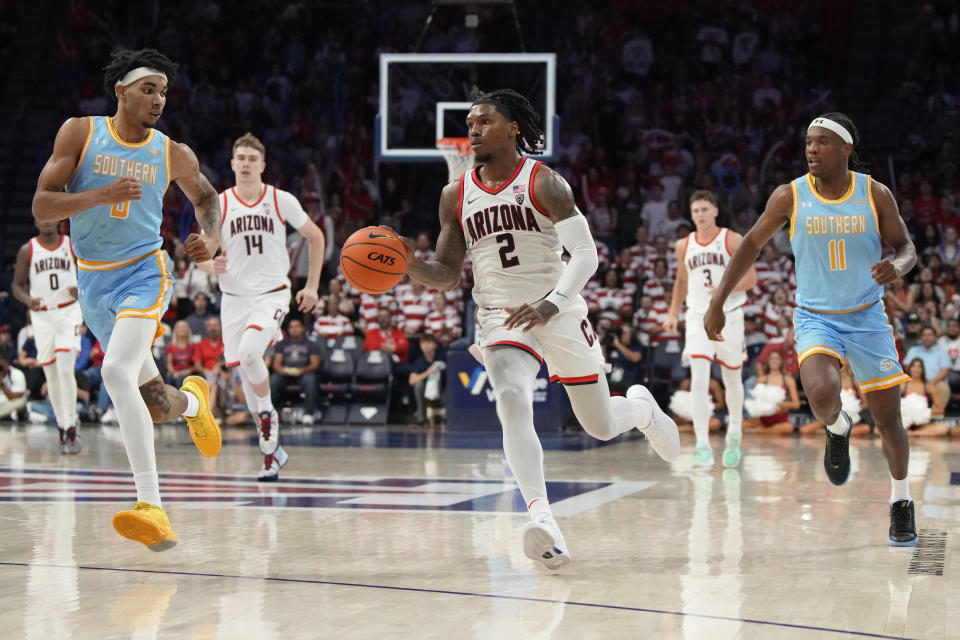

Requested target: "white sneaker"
[
  {"left": 258, "top": 410, "right": 279, "bottom": 455},
  {"left": 626, "top": 385, "right": 681, "bottom": 462},
  {"left": 300, "top": 413, "right": 314, "bottom": 425},
  {"left": 257, "top": 445, "right": 289, "bottom": 482},
  {"left": 28, "top": 410, "right": 48, "bottom": 424},
  {"left": 100, "top": 407, "right": 118, "bottom": 424},
  {"left": 521, "top": 514, "right": 571, "bottom": 570}
]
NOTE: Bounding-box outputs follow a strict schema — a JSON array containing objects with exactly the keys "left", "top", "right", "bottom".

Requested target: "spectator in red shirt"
[
  {"left": 165, "top": 320, "right": 195, "bottom": 386},
  {"left": 342, "top": 177, "right": 375, "bottom": 224},
  {"left": 912, "top": 180, "right": 941, "bottom": 225},
  {"left": 193, "top": 316, "right": 224, "bottom": 378},
  {"left": 757, "top": 325, "right": 799, "bottom": 377},
  {"left": 363, "top": 307, "right": 409, "bottom": 363}
]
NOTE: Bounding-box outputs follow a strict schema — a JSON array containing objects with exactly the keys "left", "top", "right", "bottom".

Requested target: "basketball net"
[{"left": 436, "top": 137, "right": 474, "bottom": 182}]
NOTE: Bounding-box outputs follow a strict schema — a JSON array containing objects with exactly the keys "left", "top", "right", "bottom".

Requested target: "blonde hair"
[{"left": 233, "top": 132, "right": 266, "bottom": 159}]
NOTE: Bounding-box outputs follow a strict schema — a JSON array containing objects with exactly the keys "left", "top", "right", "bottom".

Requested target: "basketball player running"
[
  {"left": 391, "top": 89, "right": 679, "bottom": 569},
  {"left": 32, "top": 48, "right": 223, "bottom": 551},
  {"left": 197, "top": 132, "right": 325, "bottom": 481},
  {"left": 12, "top": 220, "right": 85, "bottom": 454},
  {"left": 664, "top": 190, "right": 756, "bottom": 468},
  {"left": 704, "top": 113, "right": 918, "bottom": 546}
]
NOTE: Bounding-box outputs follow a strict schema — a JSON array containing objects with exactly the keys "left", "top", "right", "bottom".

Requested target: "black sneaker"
[
  {"left": 823, "top": 419, "right": 851, "bottom": 486},
  {"left": 889, "top": 500, "right": 918, "bottom": 547}
]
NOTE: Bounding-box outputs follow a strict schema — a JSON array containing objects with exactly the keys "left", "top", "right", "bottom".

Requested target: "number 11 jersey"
[
  {"left": 218, "top": 184, "right": 308, "bottom": 295},
  {"left": 458, "top": 157, "right": 564, "bottom": 309}
]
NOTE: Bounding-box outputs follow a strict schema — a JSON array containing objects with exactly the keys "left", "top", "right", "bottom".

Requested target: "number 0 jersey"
[
  {"left": 28, "top": 235, "right": 78, "bottom": 309},
  {"left": 218, "top": 185, "right": 308, "bottom": 295},
  {"left": 458, "top": 158, "right": 565, "bottom": 308},
  {"left": 789, "top": 171, "right": 882, "bottom": 312},
  {"left": 682, "top": 227, "right": 745, "bottom": 313}
]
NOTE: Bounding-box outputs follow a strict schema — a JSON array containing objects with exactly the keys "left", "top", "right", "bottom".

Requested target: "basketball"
[{"left": 339, "top": 226, "right": 408, "bottom": 294}]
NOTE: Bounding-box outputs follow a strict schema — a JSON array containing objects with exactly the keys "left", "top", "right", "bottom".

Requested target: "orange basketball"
[{"left": 339, "top": 226, "right": 408, "bottom": 294}]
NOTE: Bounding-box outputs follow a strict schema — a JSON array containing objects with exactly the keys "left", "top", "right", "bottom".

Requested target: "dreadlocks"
[
  {"left": 102, "top": 48, "right": 179, "bottom": 98},
  {"left": 471, "top": 87, "right": 544, "bottom": 156},
  {"left": 816, "top": 111, "right": 869, "bottom": 174}
]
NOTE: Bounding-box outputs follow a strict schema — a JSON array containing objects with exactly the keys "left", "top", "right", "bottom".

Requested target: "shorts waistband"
[
  {"left": 77, "top": 249, "right": 161, "bottom": 271},
  {"left": 797, "top": 300, "right": 879, "bottom": 314},
  {"left": 37, "top": 299, "right": 78, "bottom": 311},
  {"left": 221, "top": 284, "right": 289, "bottom": 297}
]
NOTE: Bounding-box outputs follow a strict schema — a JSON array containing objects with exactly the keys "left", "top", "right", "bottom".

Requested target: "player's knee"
[
  {"left": 494, "top": 383, "right": 531, "bottom": 417},
  {"left": 100, "top": 360, "right": 131, "bottom": 395},
  {"left": 805, "top": 381, "right": 840, "bottom": 424}
]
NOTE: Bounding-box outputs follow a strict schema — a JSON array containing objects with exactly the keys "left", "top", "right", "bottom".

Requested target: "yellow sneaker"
[
  {"left": 112, "top": 502, "right": 178, "bottom": 551},
  {"left": 180, "top": 375, "right": 222, "bottom": 457}
]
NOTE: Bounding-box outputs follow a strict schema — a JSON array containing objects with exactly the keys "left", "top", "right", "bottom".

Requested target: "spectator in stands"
[
  {"left": 396, "top": 280, "right": 433, "bottom": 336},
  {"left": 900, "top": 358, "right": 953, "bottom": 436},
  {"left": 743, "top": 315, "right": 767, "bottom": 347},
  {"left": 937, "top": 226, "right": 960, "bottom": 267},
  {"left": 743, "top": 351, "right": 800, "bottom": 435},
  {"left": 209, "top": 355, "right": 251, "bottom": 425},
  {"left": 633, "top": 295, "right": 660, "bottom": 347},
  {"left": 603, "top": 323, "right": 644, "bottom": 393},
  {"left": 640, "top": 181, "right": 668, "bottom": 233},
  {"left": 0, "top": 326, "right": 15, "bottom": 364},
  {"left": 586, "top": 187, "right": 619, "bottom": 252},
  {"left": 312, "top": 294, "right": 355, "bottom": 342},
  {"left": 0, "top": 356, "right": 27, "bottom": 420},
  {"left": 758, "top": 325, "right": 799, "bottom": 377},
  {"left": 761, "top": 287, "right": 794, "bottom": 340},
  {"left": 363, "top": 307, "right": 410, "bottom": 363},
  {"left": 424, "top": 292, "right": 462, "bottom": 348},
  {"left": 651, "top": 200, "right": 685, "bottom": 240},
  {"left": 17, "top": 334, "right": 43, "bottom": 400},
  {"left": 193, "top": 316, "right": 224, "bottom": 379},
  {"left": 413, "top": 232, "right": 436, "bottom": 262},
  {"left": 165, "top": 320, "right": 195, "bottom": 386},
  {"left": 904, "top": 326, "right": 952, "bottom": 409},
  {"left": 938, "top": 317, "right": 960, "bottom": 393},
  {"left": 270, "top": 317, "right": 322, "bottom": 424},
  {"left": 185, "top": 292, "right": 216, "bottom": 339},
  {"left": 408, "top": 334, "right": 445, "bottom": 427},
  {"left": 885, "top": 277, "right": 915, "bottom": 319}
]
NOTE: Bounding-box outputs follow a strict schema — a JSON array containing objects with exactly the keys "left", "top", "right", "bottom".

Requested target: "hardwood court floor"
[{"left": 0, "top": 421, "right": 957, "bottom": 639}]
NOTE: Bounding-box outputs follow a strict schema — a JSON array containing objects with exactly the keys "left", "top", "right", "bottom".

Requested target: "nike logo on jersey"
[
  {"left": 368, "top": 232, "right": 393, "bottom": 240},
  {"left": 467, "top": 195, "right": 482, "bottom": 205}
]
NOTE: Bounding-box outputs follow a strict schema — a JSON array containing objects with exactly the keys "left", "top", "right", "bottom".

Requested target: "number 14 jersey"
[
  {"left": 458, "top": 157, "right": 564, "bottom": 309},
  {"left": 218, "top": 185, "right": 308, "bottom": 295}
]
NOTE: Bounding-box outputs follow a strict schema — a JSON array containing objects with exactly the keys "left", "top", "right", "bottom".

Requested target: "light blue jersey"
[
  {"left": 67, "top": 116, "right": 170, "bottom": 263},
  {"left": 789, "top": 171, "right": 882, "bottom": 312}
]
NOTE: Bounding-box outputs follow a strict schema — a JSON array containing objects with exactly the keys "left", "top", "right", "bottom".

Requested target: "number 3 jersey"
[
  {"left": 218, "top": 185, "right": 308, "bottom": 295},
  {"left": 458, "top": 157, "right": 564, "bottom": 308},
  {"left": 682, "top": 227, "right": 745, "bottom": 313},
  {"left": 789, "top": 171, "right": 882, "bottom": 312}
]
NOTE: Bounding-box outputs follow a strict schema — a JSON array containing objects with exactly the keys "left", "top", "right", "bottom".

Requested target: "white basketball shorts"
[
  {"left": 221, "top": 288, "right": 290, "bottom": 366},
  {"left": 30, "top": 303, "right": 83, "bottom": 365},
  {"left": 683, "top": 306, "right": 746, "bottom": 369}
]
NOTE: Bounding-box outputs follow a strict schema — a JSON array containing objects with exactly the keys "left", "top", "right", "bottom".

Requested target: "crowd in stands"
[{"left": 2, "top": 1, "right": 960, "bottom": 435}]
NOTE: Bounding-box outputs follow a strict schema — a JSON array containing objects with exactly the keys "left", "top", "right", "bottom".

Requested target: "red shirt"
[
  {"left": 166, "top": 342, "right": 194, "bottom": 372},
  {"left": 362, "top": 327, "right": 409, "bottom": 362},
  {"left": 758, "top": 340, "right": 799, "bottom": 377},
  {"left": 193, "top": 338, "right": 224, "bottom": 370}
]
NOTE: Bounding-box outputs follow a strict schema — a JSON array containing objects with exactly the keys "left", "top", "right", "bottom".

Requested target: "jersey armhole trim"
[
  {"left": 273, "top": 186, "right": 286, "bottom": 225},
  {"left": 220, "top": 192, "right": 228, "bottom": 225},
  {"left": 866, "top": 176, "right": 880, "bottom": 232},
  {"left": 457, "top": 174, "right": 465, "bottom": 231},
  {"left": 528, "top": 161, "right": 551, "bottom": 217},
  {"left": 789, "top": 180, "right": 800, "bottom": 240},
  {"left": 68, "top": 116, "right": 95, "bottom": 185},
  {"left": 724, "top": 229, "right": 734, "bottom": 256},
  {"left": 164, "top": 135, "right": 171, "bottom": 191}
]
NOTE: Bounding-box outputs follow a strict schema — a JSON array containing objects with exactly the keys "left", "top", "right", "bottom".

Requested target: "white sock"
[
  {"left": 690, "top": 358, "right": 712, "bottom": 446},
  {"left": 102, "top": 318, "right": 163, "bottom": 507},
  {"left": 485, "top": 347, "right": 552, "bottom": 521},
  {"left": 721, "top": 366, "right": 743, "bottom": 438},
  {"left": 826, "top": 411, "right": 850, "bottom": 436},
  {"left": 182, "top": 391, "right": 199, "bottom": 418},
  {"left": 890, "top": 476, "right": 911, "bottom": 504},
  {"left": 238, "top": 328, "right": 274, "bottom": 413}
]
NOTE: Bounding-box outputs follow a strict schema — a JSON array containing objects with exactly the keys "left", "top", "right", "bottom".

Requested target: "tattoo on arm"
[
  {"left": 194, "top": 170, "right": 221, "bottom": 237},
  {"left": 139, "top": 377, "right": 187, "bottom": 422}
]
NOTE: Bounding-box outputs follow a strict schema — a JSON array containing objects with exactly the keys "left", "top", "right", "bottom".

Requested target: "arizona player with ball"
[
  {"left": 194, "top": 132, "right": 325, "bottom": 481},
  {"left": 369, "top": 88, "right": 679, "bottom": 570}
]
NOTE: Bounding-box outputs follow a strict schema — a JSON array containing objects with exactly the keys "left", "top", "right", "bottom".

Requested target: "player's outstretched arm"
[
  {"left": 295, "top": 218, "right": 326, "bottom": 311},
  {"left": 703, "top": 184, "right": 792, "bottom": 340},
  {"left": 170, "top": 141, "right": 221, "bottom": 262},
  {"left": 33, "top": 118, "right": 142, "bottom": 222},
  {"left": 870, "top": 179, "right": 917, "bottom": 285},
  {"left": 402, "top": 181, "right": 466, "bottom": 290},
  {"left": 664, "top": 239, "right": 688, "bottom": 332},
  {"left": 11, "top": 243, "right": 40, "bottom": 311}
]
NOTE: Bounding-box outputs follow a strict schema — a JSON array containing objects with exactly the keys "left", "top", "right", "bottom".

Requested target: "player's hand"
[
  {"left": 28, "top": 297, "right": 42, "bottom": 311},
  {"left": 100, "top": 176, "right": 142, "bottom": 205},
  {"left": 212, "top": 252, "right": 228, "bottom": 275},
  {"left": 662, "top": 314, "right": 679, "bottom": 333},
  {"left": 870, "top": 259, "right": 899, "bottom": 286},
  {"left": 504, "top": 300, "right": 559, "bottom": 332},
  {"left": 67, "top": 286, "right": 79, "bottom": 301},
  {"left": 295, "top": 288, "right": 319, "bottom": 313},
  {"left": 185, "top": 233, "right": 219, "bottom": 263},
  {"left": 703, "top": 302, "right": 726, "bottom": 341}
]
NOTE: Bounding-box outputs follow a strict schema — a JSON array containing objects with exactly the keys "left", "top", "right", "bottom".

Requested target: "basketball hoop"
[{"left": 436, "top": 137, "right": 475, "bottom": 182}]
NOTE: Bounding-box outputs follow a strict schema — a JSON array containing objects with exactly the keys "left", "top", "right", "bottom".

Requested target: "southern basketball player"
[
  {"left": 196, "top": 132, "right": 326, "bottom": 481},
  {"left": 704, "top": 112, "right": 918, "bottom": 546},
  {"left": 32, "top": 48, "right": 223, "bottom": 551},
  {"left": 664, "top": 190, "right": 756, "bottom": 468},
  {"left": 389, "top": 88, "right": 680, "bottom": 569},
  {"left": 12, "top": 220, "right": 84, "bottom": 454}
]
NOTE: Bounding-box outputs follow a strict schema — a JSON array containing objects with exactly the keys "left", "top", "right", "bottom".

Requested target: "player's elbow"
[{"left": 438, "top": 274, "right": 461, "bottom": 291}]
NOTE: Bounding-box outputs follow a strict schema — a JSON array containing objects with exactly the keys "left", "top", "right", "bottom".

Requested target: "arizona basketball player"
[
  {"left": 12, "top": 220, "right": 84, "bottom": 453},
  {"left": 197, "top": 132, "right": 325, "bottom": 481},
  {"left": 664, "top": 190, "right": 756, "bottom": 468},
  {"left": 384, "top": 88, "right": 679, "bottom": 570}
]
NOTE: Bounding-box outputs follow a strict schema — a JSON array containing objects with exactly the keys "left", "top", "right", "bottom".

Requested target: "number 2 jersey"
[
  {"left": 458, "top": 157, "right": 565, "bottom": 308},
  {"left": 789, "top": 171, "right": 882, "bottom": 312},
  {"left": 218, "top": 185, "right": 308, "bottom": 295}
]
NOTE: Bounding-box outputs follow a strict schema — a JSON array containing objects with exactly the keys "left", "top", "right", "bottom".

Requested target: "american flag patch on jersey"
[{"left": 513, "top": 183, "right": 526, "bottom": 205}]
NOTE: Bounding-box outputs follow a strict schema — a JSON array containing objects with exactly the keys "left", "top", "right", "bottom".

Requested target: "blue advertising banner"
[{"left": 445, "top": 349, "right": 570, "bottom": 433}]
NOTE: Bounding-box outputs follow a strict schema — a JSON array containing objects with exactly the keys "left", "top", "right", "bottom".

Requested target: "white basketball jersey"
[
  {"left": 28, "top": 236, "right": 78, "bottom": 309},
  {"left": 683, "top": 227, "right": 745, "bottom": 313},
  {"left": 218, "top": 185, "right": 309, "bottom": 295},
  {"left": 459, "top": 158, "right": 564, "bottom": 308}
]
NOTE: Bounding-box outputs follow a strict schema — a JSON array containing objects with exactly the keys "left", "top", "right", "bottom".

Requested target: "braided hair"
[
  {"left": 815, "top": 111, "right": 869, "bottom": 173},
  {"left": 102, "top": 48, "right": 179, "bottom": 98},
  {"left": 470, "top": 87, "right": 544, "bottom": 155}
]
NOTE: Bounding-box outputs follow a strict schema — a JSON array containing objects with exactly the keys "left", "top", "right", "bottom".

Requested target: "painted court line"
[{"left": 0, "top": 562, "right": 915, "bottom": 639}]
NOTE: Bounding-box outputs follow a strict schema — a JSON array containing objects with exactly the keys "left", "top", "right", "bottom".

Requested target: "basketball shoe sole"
[
  {"left": 180, "top": 376, "right": 222, "bottom": 457},
  {"left": 112, "top": 502, "right": 178, "bottom": 551},
  {"left": 521, "top": 518, "right": 571, "bottom": 570}
]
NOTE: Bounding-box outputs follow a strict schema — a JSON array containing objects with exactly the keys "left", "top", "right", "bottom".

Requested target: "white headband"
[
  {"left": 115, "top": 67, "right": 168, "bottom": 88},
  {"left": 808, "top": 117, "right": 853, "bottom": 144}
]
